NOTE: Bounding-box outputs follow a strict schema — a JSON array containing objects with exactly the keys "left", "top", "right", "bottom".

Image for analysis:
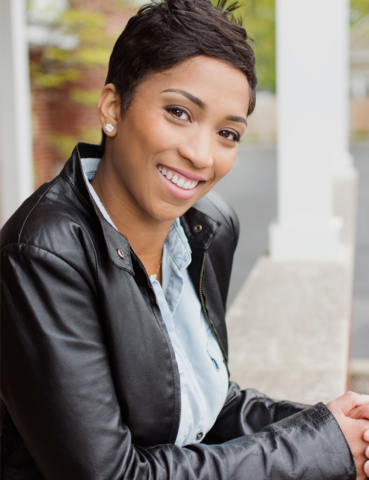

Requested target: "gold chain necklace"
[{"left": 149, "top": 259, "right": 162, "bottom": 281}]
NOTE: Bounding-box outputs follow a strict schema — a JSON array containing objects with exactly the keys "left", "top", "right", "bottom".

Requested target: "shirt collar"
[
  {"left": 81, "top": 157, "right": 117, "bottom": 231},
  {"left": 60, "top": 143, "right": 221, "bottom": 274},
  {"left": 165, "top": 220, "right": 192, "bottom": 271},
  {"left": 80, "top": 156, "right": 192, "bottom": 271}
]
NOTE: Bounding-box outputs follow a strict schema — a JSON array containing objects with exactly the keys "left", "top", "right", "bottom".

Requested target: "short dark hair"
[{"left": 102, "top": 0, "right": 257, "bottom": 147}]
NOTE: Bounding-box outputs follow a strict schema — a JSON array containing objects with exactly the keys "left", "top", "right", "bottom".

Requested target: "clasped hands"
[{"left": 327, "top": 392, "right": 369, "bottom": 480}]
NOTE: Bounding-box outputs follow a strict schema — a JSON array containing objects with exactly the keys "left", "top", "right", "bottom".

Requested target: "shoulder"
[
  {"left": 192, "top": 190, "right": 240, "bottom": 249},
  {"left": 0, "top": 175, "right": 99, "bottom": 269}
]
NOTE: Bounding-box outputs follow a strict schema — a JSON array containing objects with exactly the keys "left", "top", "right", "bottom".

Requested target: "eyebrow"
[
  {"left": 161, "top": 88, "right": 248, "bottom": 127},
  {"left": 226, "top": 115, "right": 248, "bottom": 127},
  {"left": 161, "top": 88, "right": 205, "bottom": 109}
]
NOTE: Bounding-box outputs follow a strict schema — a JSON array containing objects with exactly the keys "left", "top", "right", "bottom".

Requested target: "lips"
[{"left": 157, "top": 166, "right": 200, "bottom": 190}]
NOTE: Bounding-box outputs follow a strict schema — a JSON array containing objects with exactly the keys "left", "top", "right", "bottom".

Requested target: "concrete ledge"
[
  {"left": 351, "top": 359, "right": 369, "bottom": 375},
  {"left": 227, "top": 253, "right": 353, "bottom": 405},
  {"left": 226, "top": 166, "right": 358, "bottom": 405},
  {"left": 350, "top": 359, "right": 369, "bottom": 395}
]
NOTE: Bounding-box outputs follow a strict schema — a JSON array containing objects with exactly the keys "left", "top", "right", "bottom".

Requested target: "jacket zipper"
[
  {"left": 199, "top": 251, "right": 230, "bottom": 378},
  {"left": 130, "top": 247, "right": 161, "bottom": 303}
]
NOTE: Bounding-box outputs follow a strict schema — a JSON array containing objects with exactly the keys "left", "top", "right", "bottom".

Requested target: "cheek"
[
  {"left": 119, "top": 109, "right": 162, "bottom": 157},
  {"left": 127, "top": 107, "right": 177, "bottom": 154},
  {"left": 214, "top": 152, "right": 236, "bottom": 181}
]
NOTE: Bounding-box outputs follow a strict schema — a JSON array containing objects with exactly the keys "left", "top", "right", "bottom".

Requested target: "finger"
[
  {"left": 347, "top": 393, "right": 369, "bottom": 408},
  {"left": 328, "top": 392, "right": 369, "bottom": 416},
  {"left": 364, "top": 459, "right": 369, "bottom": 477},
  {"left": 349, "top": 406, "right": 369, "bottom": 421}
]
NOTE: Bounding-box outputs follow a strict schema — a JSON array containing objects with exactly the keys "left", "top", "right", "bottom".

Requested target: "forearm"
[
  {"left": 0, "top": 248, "right": 356, "bottom": 480},
  {"left": 140, "top": 403, "right": 355, "bottom": 480},
  {"left": 204, "top": 382, "right": 309, "bottom": 444}
]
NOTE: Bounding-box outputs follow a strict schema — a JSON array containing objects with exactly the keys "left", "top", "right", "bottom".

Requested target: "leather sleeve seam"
[
  {"left": 18, "top": 177, "right": 61, "bottom": 244},
  {"left": 1, "top": 243, "right": 96, "bottom": 280}
]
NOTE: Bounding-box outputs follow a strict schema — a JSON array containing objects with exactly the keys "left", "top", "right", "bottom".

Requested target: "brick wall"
[{"left": 30, "top": 5, "right": 133, "bottom": 189}]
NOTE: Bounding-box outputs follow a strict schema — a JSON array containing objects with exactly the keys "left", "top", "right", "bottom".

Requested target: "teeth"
[{"left": 158, "top": 166, "right": 199, "bottom": 190}]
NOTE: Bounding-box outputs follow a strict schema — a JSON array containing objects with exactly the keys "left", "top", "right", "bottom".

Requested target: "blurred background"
[
  {"left": 23, "top": 0, "right": 369, "bottom": 187},
  {"left": 1, "top": 0, "right": 368, "bottom": 397}
]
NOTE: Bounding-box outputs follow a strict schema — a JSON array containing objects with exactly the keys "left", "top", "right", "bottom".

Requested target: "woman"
[{"left": 1, "top": 0, "right": 369, "bottom": 478}]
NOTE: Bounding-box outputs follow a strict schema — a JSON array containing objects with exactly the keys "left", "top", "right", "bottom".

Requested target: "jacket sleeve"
[
  {"left": 1, "top": 244, "right": 356, "bottom": 480},
  {"left": 204, "top": 382, "right": 311, "bottom": 444}
]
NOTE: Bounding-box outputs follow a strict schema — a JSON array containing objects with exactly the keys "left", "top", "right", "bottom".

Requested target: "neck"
[{"left": 91, "top": 156, "right": 172, "bottom": 277}]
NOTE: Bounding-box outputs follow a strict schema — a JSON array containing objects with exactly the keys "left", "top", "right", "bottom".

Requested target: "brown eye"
[
  {"left": 219, "top": 130, "right": 240, "bottom": 142},
  {"left": 165, "top": 107, "right": 190, "bottom": 121},
  {"left": 172, "top": 109, "right": 184, "bottom": 117}
]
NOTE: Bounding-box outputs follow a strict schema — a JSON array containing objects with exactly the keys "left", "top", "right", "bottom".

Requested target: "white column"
[
  {"left": 0, "top": 0, "right": 33, "bottom": 226},
  {"left": 270, "top": 0, "right": 350, "bottom": 260}
]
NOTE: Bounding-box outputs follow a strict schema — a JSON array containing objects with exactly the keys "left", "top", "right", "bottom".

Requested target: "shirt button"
[
  {"left": 117, "top": 249, "right": 125, "bottom": 259},
  {"left": 196, "top": 432, "right": 203, "bottom": 441},
  {"left": 194, "top": 224, "right": 202, "bottom": 233}
]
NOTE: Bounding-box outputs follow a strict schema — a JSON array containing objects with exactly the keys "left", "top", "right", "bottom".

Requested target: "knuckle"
[{"left": 346, "top": 391, "right": 357, "bottom": 400}]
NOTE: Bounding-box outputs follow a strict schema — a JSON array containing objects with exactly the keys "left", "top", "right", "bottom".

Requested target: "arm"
[
  {"left": 327, "top": 393, "right": 369, "bottom": 480},
  {"left": 1, "top": 244, "right": 357, "bottom": 480},
  {"left": 204, "top": 381, "right": 310, "bottom": 443}
]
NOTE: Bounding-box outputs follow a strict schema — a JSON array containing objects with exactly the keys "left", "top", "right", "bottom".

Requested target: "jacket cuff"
[{"left": 262, "top": 401, "right": 356, "bottom": 480}]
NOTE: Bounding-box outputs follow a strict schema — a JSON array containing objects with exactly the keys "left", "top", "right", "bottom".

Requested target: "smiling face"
[{"left": 99, "top": 55, "right": 250, "bottom": 223}]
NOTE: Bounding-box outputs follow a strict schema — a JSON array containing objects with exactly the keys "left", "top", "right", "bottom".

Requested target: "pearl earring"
[{"left": 105, "top": 124, "right": 114, "bottom": 133}]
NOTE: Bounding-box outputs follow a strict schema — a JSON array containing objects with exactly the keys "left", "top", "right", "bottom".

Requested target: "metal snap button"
[
  {"left": 196, "top": 432, "right": 203, "bottom": 441},
  {"left": 117, "top": 248, "right": 125, "bottom": 259},
  {"left": 194, "top": 224, "right": 202, "bottom": 233}
]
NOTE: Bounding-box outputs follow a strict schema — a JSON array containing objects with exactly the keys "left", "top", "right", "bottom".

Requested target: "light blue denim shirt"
[{"left": 82, "top": 157, "right": 229, "bottom": 446}]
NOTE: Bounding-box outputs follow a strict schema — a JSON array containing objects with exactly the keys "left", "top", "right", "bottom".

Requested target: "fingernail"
[
  {"left": 362, "top": 394, "right": 369, "bottom": 400},
  {"left": 365, "top": 460, "right": 369, "bottom": 476},
  {"left": 366, "top": 446, "right": 369, "bottom": 458},
  {"left": 365, "top": 430, "right": 369, "bottom": 442}
]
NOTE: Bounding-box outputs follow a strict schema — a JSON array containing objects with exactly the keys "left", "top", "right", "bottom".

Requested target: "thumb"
[
  {"left": 348, "top": 405, "right": 369, "bottom": 421},
  {"left": 327, "top": 392, "right": 369, "bottom": 416}
]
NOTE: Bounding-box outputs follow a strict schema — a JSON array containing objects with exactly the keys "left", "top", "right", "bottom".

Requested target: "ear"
[{"left": 98, "top": 84, "right": 120, "bottom": 137}]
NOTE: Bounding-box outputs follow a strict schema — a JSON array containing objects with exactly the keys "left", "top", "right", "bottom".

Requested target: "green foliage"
[
  {"left": 31, "top": 67, "right": 80, "bottom": 89},
  {"left": 49, "top": 127, "right": 102, "bottom": 159},
  {"left": 30, "top": 7, "right": 116, "bottom": 90},
  {"left": 211, "top": 0, "right": 276, "bottom": 92},
  {"left": 49, "top": 133, "right": 78, "bottom": 160},
  {"left": 350, "top": 0, "right": 369, "bottom": 24},
  {"left": 70, "top": 88, "right": 102, "bottom": 106},
  {"left": 30, "top": 1, "right": 121, "bottom": 165},
  {"left": 243, "top": 0, "right": 276, "bottom": 92},
  {"left": 212, "top": 0, "right": 369, "bottom": 92}
]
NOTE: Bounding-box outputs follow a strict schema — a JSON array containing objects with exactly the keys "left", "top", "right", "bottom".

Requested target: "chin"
[{"left": 149, "top": 202, "right": 193, "bottom": 222}]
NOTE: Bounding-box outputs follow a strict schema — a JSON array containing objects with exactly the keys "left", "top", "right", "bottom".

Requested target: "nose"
[{"left": 177, "top": 128, "right": 213, "bottom": 169}]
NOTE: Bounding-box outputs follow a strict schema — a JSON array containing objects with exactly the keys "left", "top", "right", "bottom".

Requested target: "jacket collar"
[{"left": 60, "top": 143, "right": 221, "bottom": 273}]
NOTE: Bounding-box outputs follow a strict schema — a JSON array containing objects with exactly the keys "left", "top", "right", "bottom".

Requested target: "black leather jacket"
[{"left": 1, "top": 143, "right": 355, "bottom": 479}]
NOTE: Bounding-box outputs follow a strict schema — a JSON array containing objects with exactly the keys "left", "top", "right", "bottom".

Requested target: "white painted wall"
[{"left": 0, "top": 0, "right": 34, "bottom": 225}]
